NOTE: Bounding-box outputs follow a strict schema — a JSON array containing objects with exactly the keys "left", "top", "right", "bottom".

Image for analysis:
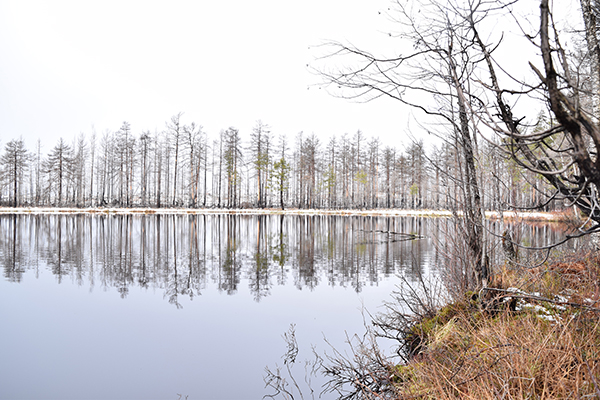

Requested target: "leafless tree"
[
  {"left": 89, "top": 129, "right": 96, "bottom": 207},
  {"left": 183, "top": 122, "right": 205, "bottom": 207},
  {"left": 490, "top": 0, "right": 600, "bottom": 237},
  {"left": 315, "top": 0, "right": 490, "bottom": 286},
  {"left": 44, "top": 138, "right": 72, "bottom": 206},
  {"left": 72, "top": 133, "right": 87, "bottom": 207},
  {"left": 166, "top": 113, "right": 183, "bottom": 206},
  {"left": 223, "top": 127, "right": 243, "bottom": 208},
  {"left": 139, "top": 131, "right": 152, "bottom": 207},
  {"left": 271, "top": 134, "right": 291, "bottom": 210},
  {"left": 249, "top": 120, "right": 272, "bottom": 208},
  {"left": 1, "top": 138, "right": 29, "bottom": 207}
]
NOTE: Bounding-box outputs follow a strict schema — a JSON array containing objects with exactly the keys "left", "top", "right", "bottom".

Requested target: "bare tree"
[
  {"left": 155, "top": 131, "right": 166, "bottom": 208},
  {"left": 45, "top": 138, "right": 72, "bottom": 206},
  {"left": 1, "top": 138, "right": 29, "bottom": 207},
  {"left": 324, "top": 136, "right": 338, "bottom": 208},
  {"left": 367, "top": 137, "right": 380, "bottom": 208},
  {"left": 223, "top": 127, "right": 243, "bottom": 208},
  {"left": 139, "top": 131, "right": 152, "bottom": 207},
  {"left": 89, "top": 129, "right": 96, "bottom": 207},
  {"left": 72, "top": 133, "right": 87, "bottom": 207},
  {"left": 299, "top": 134, "right": 320, "bottom": 209},
  {"left": 580, "top": 0, "right": 600, "bottom": 120},
  {"left": 271, "top": 134, "right": 291, "bottom": 210},
  {"left": 183, "top": 122, "right": 204, "bottom": 207},
  {"left": 462, "top": 0, "right": 600, "bottom": 239},
  {"left": 249, "top": 120, "right": 272, "bottom": 208},
  {"left": 382, "top": 146, "right": 395, "bottom": 208},
  {"left": 34, "top": 139, "right": 42, "bottom": 205},
  {"left": 167, "top": 113, "right": 183, "bottom": 206},
  {"left": 315, "top": 0, "right": 488, "bottom": 286},
  {"left": 115, "top": 121, "right": 135, "bottom": 207}
]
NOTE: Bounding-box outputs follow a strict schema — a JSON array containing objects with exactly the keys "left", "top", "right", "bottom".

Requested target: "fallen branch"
[
  {"left": 358, "top": 229, "right": 425, "bottom": 240},
  {"left": 481, "top": 287, "right": 600, "bottom": 313}
]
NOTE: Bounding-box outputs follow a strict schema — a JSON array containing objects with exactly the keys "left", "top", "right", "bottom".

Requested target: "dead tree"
[{"left": 315, "top": 0, "right": 488, "bottom": 287}]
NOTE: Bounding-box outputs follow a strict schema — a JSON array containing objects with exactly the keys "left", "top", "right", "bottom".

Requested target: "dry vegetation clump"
[
  {"left": 389, "top": 253, "right": 600, "bottom": 399},
  {"left": 266, "top": 246, "right": 600, "bottom": 400},
  {"left": 393, "top": 303, "right": 600, "bottom": 398},
  {"left": 506, "top": 250, "right": 600, "bottom": 303}
]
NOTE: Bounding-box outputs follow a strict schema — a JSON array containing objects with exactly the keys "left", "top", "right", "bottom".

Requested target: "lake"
[{"left": 0, "top": 213, "right": 578, "bottom": 399}]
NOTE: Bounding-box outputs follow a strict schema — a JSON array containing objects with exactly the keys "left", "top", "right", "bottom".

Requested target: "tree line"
[{"left": 0, "top": 111, "right": 559, "bottom": 211}]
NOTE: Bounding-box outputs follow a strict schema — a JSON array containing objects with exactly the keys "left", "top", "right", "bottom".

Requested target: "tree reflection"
[
  {"left": 115, "top": 215, "right": 133, "bottom": 299},
  {"left": 184, "top": 215, "right": 205, "bottom": 299},
  {"left": 139, "top": 215, "right": 148, "bottom": 288},
  {"left": 166, "top": 215, "right": 182, "bottom": 307},
  {"left": 1, "top": 215, "right": 25, "bottom": 282},
  {"left": 249, "top": 215, "right": 271, "bottom": 301},
  {"left": 0, "top": 213, "right": 583, "bottom": 306},
  {"left": 219, "top": 215, "right": 240, "bottom": 295},
  {"left": 47, "top": 215, "right": 67, "bottom": 282},
  {"left": 294, "top": 216, "right": 318, "bottom": 290},
  {"left": 270, "top": 215, "right": 289, "bottom": 286}
]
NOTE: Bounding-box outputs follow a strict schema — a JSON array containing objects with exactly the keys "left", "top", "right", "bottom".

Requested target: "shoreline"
[{"left": 0, "top": 206, "right": 571, "bottom": 222}]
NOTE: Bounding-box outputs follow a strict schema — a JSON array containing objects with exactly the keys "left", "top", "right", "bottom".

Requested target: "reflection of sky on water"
[{"left": 0, "top": 214, "right": 580, "bottom": 399}]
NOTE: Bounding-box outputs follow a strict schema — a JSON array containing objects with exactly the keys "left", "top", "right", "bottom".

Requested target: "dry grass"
[{"left": 390, "top": 252, "right": 600, "bottom": 399}]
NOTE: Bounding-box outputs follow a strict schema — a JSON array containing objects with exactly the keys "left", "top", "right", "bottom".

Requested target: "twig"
[{"left": 583, "top": 356, "right": 600, "bottom": 399}]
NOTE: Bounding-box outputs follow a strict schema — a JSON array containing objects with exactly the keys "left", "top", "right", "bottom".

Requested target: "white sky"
[{"left": 0, "top": 0, "right": 414, "bottom": 152}]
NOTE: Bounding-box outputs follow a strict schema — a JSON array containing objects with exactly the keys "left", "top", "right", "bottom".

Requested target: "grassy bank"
[{"left": 387, "top": 251, "right": 600, "bottom": 399}]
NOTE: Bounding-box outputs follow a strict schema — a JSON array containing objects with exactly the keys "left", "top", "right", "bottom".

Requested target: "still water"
[{"left": 0, "top": 214, "right": 576, "bottom": 399}]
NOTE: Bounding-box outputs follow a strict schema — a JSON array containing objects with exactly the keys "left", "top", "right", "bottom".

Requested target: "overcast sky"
[{"left": 0, "top": 0, "right": 418, "bottom": 152}]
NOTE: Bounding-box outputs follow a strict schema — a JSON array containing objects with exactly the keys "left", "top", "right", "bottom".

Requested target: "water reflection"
[{"left": 0, "top": 213, "right": 581, "bottom": 304}]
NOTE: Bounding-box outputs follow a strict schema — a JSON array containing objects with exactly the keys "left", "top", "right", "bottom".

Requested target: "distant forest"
[{"left": 0, "top": 113, "right": 558, "bottom": 211}]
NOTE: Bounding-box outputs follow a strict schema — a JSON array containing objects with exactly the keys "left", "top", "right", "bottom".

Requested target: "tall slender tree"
[
  {"left": 1, "top": 138, "right": 29, "bottom": 207},
  {"left": 45, "top": 138, "right": 72, "bottom": 206},
  {"left": 166, "top": 113, "right": 183, "bottom": 206},
  {"left": 249, "top": 120, "right": 271, "bottom": 208},
  {"left": 271, "top": 134, "right": 291, "bottom": 210},
  {"left": 223, "top": 127, "right": 242, "bottom": 208}
]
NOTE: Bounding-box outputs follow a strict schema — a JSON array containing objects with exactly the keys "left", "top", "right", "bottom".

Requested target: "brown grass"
[{"left": 390, "top": 252, "right": 600, "bottom": 399}]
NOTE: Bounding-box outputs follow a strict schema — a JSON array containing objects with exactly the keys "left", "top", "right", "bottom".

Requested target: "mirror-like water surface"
[{"left": 0, "top": 214, "right": 577, "bottom": 399}]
